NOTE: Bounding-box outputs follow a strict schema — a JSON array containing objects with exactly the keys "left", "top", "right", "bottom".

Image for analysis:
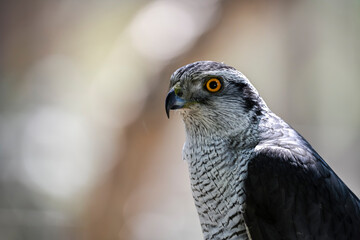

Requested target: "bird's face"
[{"left": 165, "top": 61, "right": 264, "bottom": 135}]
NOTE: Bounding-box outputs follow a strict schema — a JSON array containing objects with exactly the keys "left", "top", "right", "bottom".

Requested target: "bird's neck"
[
  {"left": 183, "top": 115, "right": 260, "bottom": 149},
  {"left": 256, "top": 111, "right": 315, "bottom": 154}
]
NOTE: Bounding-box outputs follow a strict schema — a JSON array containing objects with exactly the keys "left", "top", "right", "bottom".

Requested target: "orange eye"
[{"left": 205, "top": 78, "right": 222, "bottom": 92}]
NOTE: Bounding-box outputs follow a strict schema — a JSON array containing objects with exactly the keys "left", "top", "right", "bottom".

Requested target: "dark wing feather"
[{"left": 244, "top": 148, "right": 360, "bottom": 240}]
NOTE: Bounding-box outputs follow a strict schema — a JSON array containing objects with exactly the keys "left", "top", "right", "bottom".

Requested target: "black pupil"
[{"left": 209, "top": 81, "right": 218, "bottom": 89}]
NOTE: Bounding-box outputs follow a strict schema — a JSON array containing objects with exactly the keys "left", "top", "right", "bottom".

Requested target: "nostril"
[{"left": 177, "top": 90, "right": 183, "bottom": 97}]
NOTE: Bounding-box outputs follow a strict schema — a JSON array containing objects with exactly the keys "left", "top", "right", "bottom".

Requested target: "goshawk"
[{"left": 165, "top": 61, "right": 360, "bottom": 240}]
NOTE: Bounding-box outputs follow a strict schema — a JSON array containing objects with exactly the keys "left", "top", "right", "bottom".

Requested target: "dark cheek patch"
[
  {"left": 243, "top": 97, "right": 258, "bottom": 112},
  {"left": 232, "top": 82, "right": 260, "bottom": 113}
]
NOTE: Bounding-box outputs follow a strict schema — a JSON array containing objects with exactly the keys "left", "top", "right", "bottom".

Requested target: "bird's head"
[{"left": 165, "top": 61, "right": 267, "bottom": 136}]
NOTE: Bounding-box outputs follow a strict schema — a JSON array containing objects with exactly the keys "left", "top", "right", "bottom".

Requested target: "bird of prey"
[{"left": 165, "top": 61, "right": 360, "bottom": 240}]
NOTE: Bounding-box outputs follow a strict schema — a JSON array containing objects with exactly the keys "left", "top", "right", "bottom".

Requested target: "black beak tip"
[{"left": 166, "top": 105, "right": 170, "bottom": 119}]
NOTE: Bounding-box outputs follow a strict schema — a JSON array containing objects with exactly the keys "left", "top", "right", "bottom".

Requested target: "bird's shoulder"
[{"left": 243, "top": 137, "right": 360, "bottom": 240}]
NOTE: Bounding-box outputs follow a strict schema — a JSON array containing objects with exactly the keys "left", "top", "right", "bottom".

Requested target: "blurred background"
[{"left": 0, "top": 0, "right": 359, "bottom": 239}]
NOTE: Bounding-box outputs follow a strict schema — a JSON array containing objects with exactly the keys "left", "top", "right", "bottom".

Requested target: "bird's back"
[{"left": 244, "top": 117, "right": 360, "bottom": 240}]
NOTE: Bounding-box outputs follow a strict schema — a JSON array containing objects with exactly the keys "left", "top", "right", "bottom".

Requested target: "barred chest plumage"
[{"left": 183, "top": 135, "right": 255, "bottom": 240}]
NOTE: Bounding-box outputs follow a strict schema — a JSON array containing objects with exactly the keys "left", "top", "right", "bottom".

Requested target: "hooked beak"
[{"left": 165, "top": 88, "right": 186, "bottom": 118}]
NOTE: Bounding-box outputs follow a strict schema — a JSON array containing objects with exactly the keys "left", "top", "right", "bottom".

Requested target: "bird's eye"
[{"left": 205, "top": 78, "right": 222, "bottom": 93}]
